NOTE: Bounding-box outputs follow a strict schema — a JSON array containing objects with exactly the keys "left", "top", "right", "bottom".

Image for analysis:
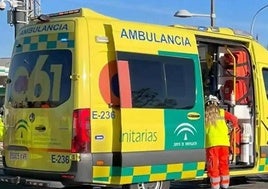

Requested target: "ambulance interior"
[{"left": 197, "top": 40, "right": 254, "bottom": 169}]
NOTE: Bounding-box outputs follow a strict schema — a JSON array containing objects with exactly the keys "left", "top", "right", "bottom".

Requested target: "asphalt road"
[
  {"left": 171, "top": 176, "right": 268, "bottom": 189},
  {"left": 0, "top": 176, "right": 268, "bottom": 189}
]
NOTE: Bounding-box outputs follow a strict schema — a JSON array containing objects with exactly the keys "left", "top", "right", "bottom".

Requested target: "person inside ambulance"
[{"left": 205, "top": 95, "right": 239, "bottom": 189}]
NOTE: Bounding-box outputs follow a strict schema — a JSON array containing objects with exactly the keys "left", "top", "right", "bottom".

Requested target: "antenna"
[{"left": 28, "top": 0, "right": 41, "bottom": 19}]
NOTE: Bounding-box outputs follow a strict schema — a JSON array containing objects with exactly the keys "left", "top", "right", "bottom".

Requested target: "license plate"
[{"left": 9, "top": 151, "right": 28, "bottom": 160}]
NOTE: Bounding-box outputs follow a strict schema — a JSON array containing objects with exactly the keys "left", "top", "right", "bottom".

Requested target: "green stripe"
[
  {"left": 183, "top": 162, "right": 198, "bottom": 171},
  {"left": 94, "top": 177, "right": 109, "bottom": 182},
  {"left": 151, "top": 165, "right": 167, "bottom": 174},
  {"left": 166, "top": 172, "right": 181, "bottom": 179},
  {"left": 132, "top": 175, "right": 150, "bottom": 183},
  {"left": 158, "top": 50, "right": 198, "bottom": 59},
  {"left": 259, "top": 165, "right": 265, "bottom": 171}
]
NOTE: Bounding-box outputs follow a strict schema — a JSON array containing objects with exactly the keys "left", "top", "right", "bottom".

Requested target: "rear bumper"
[
  {"left": 0, "top": 153, "right": 93, "bottom": 188},
  {"left": 0, "top": 175, "right": 64, "bottom": 188}
]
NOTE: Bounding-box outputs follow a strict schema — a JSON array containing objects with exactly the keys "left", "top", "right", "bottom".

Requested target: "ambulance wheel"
[{"left": 123, "top": 181, "right": 170, "bottom": 189}]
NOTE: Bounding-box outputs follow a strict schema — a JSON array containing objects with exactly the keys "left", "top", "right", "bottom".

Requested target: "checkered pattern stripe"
[
  {"left": 258, "top": 158, "right": 268, "bottom": 171},
  {"left": 13, "top": 32, "right": 74, "bottom": 54},
  {"left": 93, "top": 162, "right": 205, "bottom": 184}
]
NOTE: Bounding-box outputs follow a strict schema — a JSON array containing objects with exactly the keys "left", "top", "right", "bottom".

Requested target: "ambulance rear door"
[
  {"left": 111, "top": 22, "right": 206, "bottom": 179},
  {"left": 4, "top": 21, "right": 75, "bottom": 173}
]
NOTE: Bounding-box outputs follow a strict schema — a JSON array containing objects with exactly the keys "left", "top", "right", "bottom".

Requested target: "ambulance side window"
[
  {"left": 117, "top": 52, "right": 196, "bottom": 109},
  {"left": 262, "top": 68, "right": 268, "bottom": 99}
]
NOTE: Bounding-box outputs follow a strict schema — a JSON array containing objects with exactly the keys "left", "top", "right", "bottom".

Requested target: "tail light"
[{"left": 71, "top": 109, "right": 90, "bottom": 153}]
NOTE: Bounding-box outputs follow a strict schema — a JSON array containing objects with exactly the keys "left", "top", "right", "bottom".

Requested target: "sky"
[{"left": 1, "top": 0, "right": 268, "bottom": 58}]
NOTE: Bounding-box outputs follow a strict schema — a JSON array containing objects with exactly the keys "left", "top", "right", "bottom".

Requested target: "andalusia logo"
[
  {"left": 15, "top": 120, "right": 29, "bottom": 139},
  {"left": 174, "top": 123, "right": 197, "bottom": 141}
]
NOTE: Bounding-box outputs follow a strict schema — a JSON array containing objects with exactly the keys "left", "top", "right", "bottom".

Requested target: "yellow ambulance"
[{"left": 1, "top": 8, "right": 268, "bottom": 189}]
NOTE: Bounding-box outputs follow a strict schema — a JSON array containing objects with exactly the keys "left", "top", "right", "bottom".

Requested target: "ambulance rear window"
[{"left": 6, "top": 50, "right": 72, "bottom": 108}]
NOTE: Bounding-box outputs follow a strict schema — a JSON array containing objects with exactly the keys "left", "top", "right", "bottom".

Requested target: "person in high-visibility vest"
[
  {"left": 0, "top": 116, "right": 3, "bottom": 142},
  {"left": 205, "top": 95, "right": 238, "bottom": 189},
  {"left": 0, "top": 106, "right": 4, "bottom": 146},
  {"left": 0, "top": 115, "right": 4, "bottom": 155}
]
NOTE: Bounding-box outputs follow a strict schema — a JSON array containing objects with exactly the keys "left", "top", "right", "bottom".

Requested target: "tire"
[{"left": 123, "top": 181, "right": 170, "bottom": 189}]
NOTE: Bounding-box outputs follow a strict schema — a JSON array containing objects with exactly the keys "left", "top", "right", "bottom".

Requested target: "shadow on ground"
[{"left": 171, "top": 175, "right": 268, "bottom": 189}]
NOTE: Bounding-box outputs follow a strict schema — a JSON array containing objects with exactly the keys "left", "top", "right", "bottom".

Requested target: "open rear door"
[{"left": 112, "top": 23, "right": 207, "bottom": 181}]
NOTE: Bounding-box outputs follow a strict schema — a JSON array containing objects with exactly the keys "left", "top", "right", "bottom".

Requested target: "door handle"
[
  {"left": 35, "top": 125, "right": 46, "bottom": 131},
  {"left": 187, "top": 112, "right": 201, "bottom": 120}
]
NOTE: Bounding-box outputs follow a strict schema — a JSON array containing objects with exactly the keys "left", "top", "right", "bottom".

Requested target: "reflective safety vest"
[
  {"left": 206, "top": 109, "right": 230, "bottom": 148},
  {"left": 0, "top": 117, "right": 4, "bottom": 142}
]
